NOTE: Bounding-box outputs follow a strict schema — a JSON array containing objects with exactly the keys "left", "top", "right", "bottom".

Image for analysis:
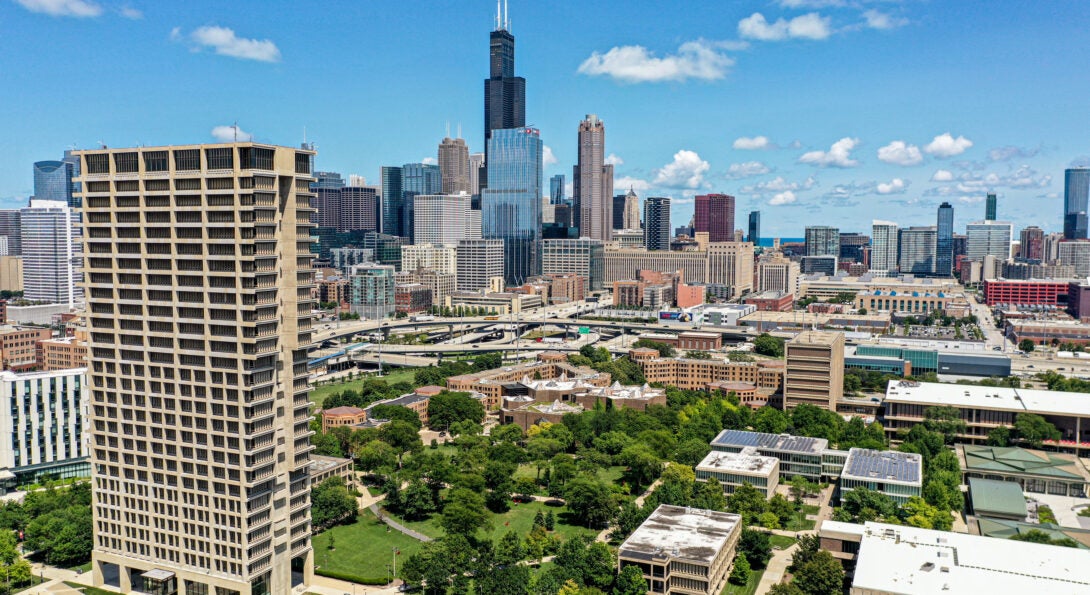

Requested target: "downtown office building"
[{"left": 76, "top": 143, "right": 316, "bottom": 595}]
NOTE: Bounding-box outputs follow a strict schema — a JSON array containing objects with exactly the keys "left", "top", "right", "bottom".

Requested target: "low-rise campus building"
[
  {"left": 0, "top": 368, "right": 89, "bottom": 491},
  {"left": 818, "top": 520, "right": 1090, "bottom": 594},
  {"left": 956, "top": 444, "right": 1090, "bottom": 497},
  {"left": 695, "top": 448, "right": 779, "bottom": 496},
  {"left": 629, "top": 348, "right": 784, "bottom": 397},
  {"left": 501, "top": 400, "right": 583, "bottom": 431},
  {"left": 838, "top": 448, "right": 923, "bottom": 505},
  {"left": 966, "top": 477, "right": 1028, "bottom": 521},
  {"left": 710, "top": 429, "right": 842, "bottom": 482},
  {"left": 618, "top": 505, "right": 742, "bottom": 595},
  {"left": 446, "top": 353, "right": 610, "bottom": 410},
  {"left": 310, "top": 455, "right": 356, "bottom": 490}
]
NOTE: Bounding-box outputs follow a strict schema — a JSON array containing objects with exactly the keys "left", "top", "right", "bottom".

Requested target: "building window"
[
  {"left": 114, "top": 152, "right": 139, "bottom": 173},
  {"left": 85, "top": 154, "right": 110, "bottom": 175},
  {"left": 174, "top": 149, "right": 200, "bottom": 171},
  {"left": 143, "top": 151, "right": 169, "bottom": 172},
  {"left": 206, "top": 148, "right": 234, "bottom": 170},
  {"left": 295, "top": 152, "right": 311, "bottom": 174}
]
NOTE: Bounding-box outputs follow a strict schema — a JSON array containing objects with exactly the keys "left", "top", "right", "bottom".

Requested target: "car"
[{"left": 1027, "top": 365, "right": 1035, "bottom": 368}]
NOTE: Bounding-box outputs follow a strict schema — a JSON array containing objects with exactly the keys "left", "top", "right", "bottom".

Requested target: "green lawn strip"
[
  {"left": 311, "top": 368, "right": 419, "bottom": 408},
  {"left": 801, "top": 504, "right": 820, "bottom": 515},
  {"left": 312, "top": 508, "right": 426, "bottom": 581},
  {"left": 720, "top": 568, "right": 764, "bottom": 595},
  {"left": 63, "top": 583, "right": 114, "bottom": 595},
  {"left": 768, "top": 535, "right": 797, "bottom": 550},
  {"left": 385, "top": 499, "right": 597, "bottom": 544}
]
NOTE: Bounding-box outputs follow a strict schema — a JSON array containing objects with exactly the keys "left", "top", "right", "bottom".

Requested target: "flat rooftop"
[
  {"left": 968, "top": 477, "right": 1027, "bottom": 519},
  {"left": 959, "top": 444, "right": 1090, "bottom": 482},
  {"left": 849, "top": 521, "right": 1090, "bottom": 594},
  {"left": 696, "top": 448, "right": 778, "bottom": 476},
  {"left": 310, "top": 455, "right": 352, "bottom": 474},
  {"left": 842, "top": 448, "right": 922, "bottom": 485},
  {"left": 885, "top": 380, "right": 1090, "bottom": 418},
  {"left": 619, "top": 504, "right": 742, "bottom": 565},
  {"left": 711, "top": 429, "right": 828, "bottom": 455}
]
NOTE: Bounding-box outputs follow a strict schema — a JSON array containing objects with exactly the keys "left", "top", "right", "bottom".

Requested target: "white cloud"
[
  {"left": 798, "top": 137, "right": 860, "bottom": 168},
  {"left": 614, "top": 176, "right": 651, "bottom": 193},
  {"left": 741, "top": 175, "right": 816, "bottom": 195},
  {"left": 778, "top": 0, "right": 847, "bottom": 7},
  {"left": 738, "top": 12, "right": 832, "bottom": 41},
  {"left": 14, "top": 0, "right": 101, "bottom": 17},
  {"left": 211, "top": 125, "right": 252, "bottom": 142},
  {"left": 769, "top": 191, "right": 797, "bottom": 206},
  {"left": 185, "top": 26, "right": 282, "bottom": 63},
  {"left": 726, "top": 161, "right": 771, "bottom": 179},
  {"left": 577, "top": 40, "right": 734, "bottom": 83},
  {"left": 924, "top": 132, "right": 973, "bottom": 158},
  {"left": 119, "top": 6, "right": 142, "bottom": 19},
  {"left": 653, "top": 150, "right": 710, "bottom": 189},
  {"left": 931, "top": 169, "right": 955, "bottom": 182},
  {"left": 604, "top": 153, "right": 624, "bottom": 166},
  {"left": 421, "top": 157, "right": 437, "bottom": 166},
  {"left": 988, "top": 145, "right": 1039, "bottom": 161},
  {"left": 732, "top": 135, "right": 774, "bottom": 150},
  {"left": 877, "top": 140, "right": 923, "bottom": 166},
  {"left": 542, "top": 145, "right": 558, "bottom": 166},
  {"left": 862, "top": 9, "right": 908, "bottom": 30},
  {"left": 876, "top": 178, "right": 907, "bottom": 195}
]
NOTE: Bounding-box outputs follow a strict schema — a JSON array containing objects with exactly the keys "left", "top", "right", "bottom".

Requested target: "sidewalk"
[
  {"left": 369, "top": 504, "right": 433, "bottom": 542},
  {"left": 755, "top": 543, "right": 798, "bottom": 595}
]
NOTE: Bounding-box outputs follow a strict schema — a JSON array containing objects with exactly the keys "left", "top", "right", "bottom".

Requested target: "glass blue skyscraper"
[
  {"left": 1065, "top": 168, "right": 1090, "bottom": 240},
  {"left": 33, "top": 160, "right": 74, "bottom": 205},
  {"left": 936, "top": 202, "right": 954, "bottom": 277},
  {"left": 550, "top": 174, "right": 566, "bottom": 205},
  {"left": 380, "top": 164, "right": 440, "bottom": 240},
  {"left": 483, "top": 127, "right": 542, "bottom": 285}
]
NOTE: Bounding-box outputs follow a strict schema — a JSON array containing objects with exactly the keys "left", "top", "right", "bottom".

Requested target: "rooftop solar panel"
[{"left": 844, "top": 448, "right": 922, "bottom": 483}]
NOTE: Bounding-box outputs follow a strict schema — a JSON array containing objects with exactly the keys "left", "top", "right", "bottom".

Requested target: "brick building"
[
  {"left": 982, "top": 279, "right": 1071, "bottom": 307},
  {"left": 743, "top": 290, "right": 794, "bottom": 312},
  {"left": 0, "top": 326, "right": 51, "bottom": 372},
  {"left": 395, "top": 283, "right": 432, "bottom": 314},
  {"left": 630, "top": 348, "right": 784, "bottom": 396}
]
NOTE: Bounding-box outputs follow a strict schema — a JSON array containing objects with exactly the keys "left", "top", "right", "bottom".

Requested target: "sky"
[{"left": 2, "top": 0, "right": 1089, "bottom": 237}]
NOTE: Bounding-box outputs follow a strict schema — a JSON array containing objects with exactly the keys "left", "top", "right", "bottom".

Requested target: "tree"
[
  {"left": 355, "top": 439, "right": 397, "bottom": 472},
  {"left": 753, "top": 334, "right": 785, "bottom": 357},
  {"left": 685, "top": 350, "right": 711, "bottom": 359},
  {"left": 1014, "top": 413, "right": 1061, "bottom": 448},
  {"left": 753, "top": 406, "right": 790, "bottom": 434},
  {"left": 310, "top": 477, "right": 358, "bottom": 529},
  {"left": 729, "top": 553, "right": 751, "bottom": 586},
  {"left": 367, "top": 404, "right": 423, "bottom": 429},
  {"left": 789, "top": 534, "right": 820, "bottom": 572},
  {"left": 379, "top": 420, "right": 424, "bottom": 466},
  {"left": 767, "top": 584, "right": 805, "bottom": 595},
  {"left": 1009, "top": 529, "right": 1080, "bottom": 548},
  {"left": 792, "top": 550, "right": 844, "bottom": 595},
  {"left": 790, "top": 404, "right": 843, "bottom": 442},
  {"left": 757, "top": 511, "right": 781, "bottom": 529},
  {"left": 923, "top": 406, "right": 967, "bottom": 444},
  {"left": 564, "top": 477, "right": 615, "bottom": 528},
  {"left": 769, "top": 493, "right": 797, "bottom": 526},
  {"left": 400, "top": 479, "right": 437, "bottom": 521},
  {"left": 617, "top": 443, "right": 662, "bottom": 492},
  {"left": 901, "top": 496, "right": 952, "bottom": 531},
  {"left": 726, "top": 483, "right": 768, "bottom": 525},
  {"left": 986, "top": 426, "right": 1011, "bottom": 447},
  {"left": 614, "top": 564, "right": 648, "bottom": 595},
  {"left": 738, "top": 529, "right": 773, "bottom": 569},
  {"left": 440, "top": 488, "right": 491, "bottom": 538},
  {"left": 840, "top": 487, "right": 898, "bottom": 522},
  {"left": 692, "top": 478, "right": 728, "bottom": 512},
  {"left": 633, "top": 339, "right": 676, "bottom": 358},
  {"left": 427, "top": 390, "right": 486, "bottom": 430},
  {"left": 1019, "top": 339, "right": 1036, "bottom": 353}
]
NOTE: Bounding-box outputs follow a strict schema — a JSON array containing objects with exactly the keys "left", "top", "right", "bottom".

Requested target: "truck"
[{"left": 412, "top": 315, "right": 436, "bottom": 322}]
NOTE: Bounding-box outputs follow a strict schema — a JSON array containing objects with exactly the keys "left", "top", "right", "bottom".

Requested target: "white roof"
[
  {"left": 885, "top": 380, "right": 1090, "bottom": 417},
  {"left": 850, "top": 521, "right": 1090, "bottom": 594},
  {"left": 619, "top": 505, "right": 742, "bottom": 565},
  {"left": 695, "top": 448, "right": 778, "bottom": 476}
]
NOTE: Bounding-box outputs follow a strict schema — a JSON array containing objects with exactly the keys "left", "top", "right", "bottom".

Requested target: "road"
[{"left": 966, "top": 292, "right": 1009, "bottom": 350}]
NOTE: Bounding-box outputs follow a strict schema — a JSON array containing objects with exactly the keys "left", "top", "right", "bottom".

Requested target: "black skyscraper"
[{"left": 482, "top": 7, "right": 526, "bottom": 193}]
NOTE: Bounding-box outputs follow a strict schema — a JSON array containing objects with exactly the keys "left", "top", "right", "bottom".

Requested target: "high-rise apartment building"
[
  {"left": 573, "top": 114, "right": 613, "bottom": 241},
  {"left": 401, "top": 243, "right": 458, "bottom": 275},
  {"left": 623, "top": 188, "right": 640, "bottom": 230},
  {"left": 438, "top": 137, "right": 471, "bottom": 195},
  {"left": 469, "top": 153, "right": 485, "bottom": 205},
  {"left": 756, "top": 252, "right": 800, "bottom": 294},
  {"left": 966, "top": 221, "right": 1013, "bottom": 262},
  {"left": 872, "top": 219, "right": 898, "bottom": 272},
  {"left": 456, "top": 239, "right": 504, "bottom": 291},
  {"left": 0, "top": 211, "right": 20, "bottom": 257},
  {"left": 482, "top": 127, "right": 542, "bottom": 285},
  {"left": 348, "top": 263, "right": 396, "bottom": 319},
  {"left": 549, "top": 174, "right": 565, "bottom": 205},
  {"left": 643, "top": 197, "right": 671, "bottom": 251},
  {"left": 1065, "top": 168, "right": 1090, "bottom": 240},
  {"left": 747, "top": 211, "right": 760, "bottom": 245},
  {"left": 694, "top": 194, "right": 735, "bottom": 242},
  {"left": 380, "top": 166, "right": 402, "bottom": 237},
  {"left": 33, "top": 159, "right": 75, "bottom": 205},
  {"left": 339, "top": 185, "right": 380, "bottom": 233},
  {"left": 21, "top": 199, "right": 82, "bottom": 307},
  {"left": 412, "top": 194, "right": 479, "bottom": 245},
  {"left": 312, "top": 172, "right": 344, "bottom": 229},
  {"left": 541, "top": 239, "right": 605, "bottom": 291},
  {"left": 898, "top": 226, "right": 937, "bottom": 274},
  {"left": 838, "top": 233, "right": 869, "bottom": 263},
  {"left": 482, "top": 5, "right": 526, "bottom": 192},
  {"left": 784, "top": 331, "right": 844, "bottom": 410},
  {"left": 985, "top": 193, "right": 997, "bottom": 221},
  {"left": 612, "top": 194, "right": 626, "bottom": 231},
  {"left": 804, "top": 226, "right": 839, "bottom": 257},
  {"left": 400, "top": 163, "right": 441, "bottom": 242},
  {"left": 1044, "top": 232, "right": 1064, "bottom": 264},
  {"left": 1020, "top": 226, "right": 1045, "bottom": 261},
  {"left": 936, "top": 202, "right": 954, "bottom": 277},
  {"left": 76, "top": 143, "right": 316, "bottom": 595}
]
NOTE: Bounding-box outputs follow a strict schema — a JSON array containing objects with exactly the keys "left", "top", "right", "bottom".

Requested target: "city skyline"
[{"left": 2, "top": 1, "right": 1090, "bottom": 236}]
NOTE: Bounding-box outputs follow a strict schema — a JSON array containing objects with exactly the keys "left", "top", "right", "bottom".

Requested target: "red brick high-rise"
[{"left": 694, "top": 193, "right": 736, "bottom": 242}]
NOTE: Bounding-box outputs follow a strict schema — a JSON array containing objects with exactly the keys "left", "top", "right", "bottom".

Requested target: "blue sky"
[{"left": 2, "top": 0, "right": 1089, "bottom": 237}]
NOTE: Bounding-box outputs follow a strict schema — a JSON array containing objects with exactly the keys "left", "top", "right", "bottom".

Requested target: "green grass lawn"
[
  {"left": 313, "top": 508, "right": 426, "bottom": 581},
  {"left": 512, "top": 465, "right": 627, "bottom": 495},
  {"left": 720, "top": 568, "right": 764, "bottom": 595},
  {"left": 311, "top": 367, "right": 420, "bottom": 407},
  {"left": 801, "top": 504, "right": 820, "bottom": 515},
  {"left": 386, "top": 499, "right": 598, "bottom": 545},
  {"left": 768, "top": 535, "right": 797, "bottom": 550}
]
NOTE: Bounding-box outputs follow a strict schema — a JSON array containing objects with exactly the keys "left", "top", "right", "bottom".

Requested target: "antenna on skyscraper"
[
  {"left": 504, "top": 0, "right": 509, "bottom": 30},
  {"left": 446, "top": 122, "right": 451, "bottom": 138},
  {"left": 457, "top": 123, "right": 462, "bottom": 139},
  {"left": 496, "top": 0, "right": 501, "bottom": 29}
]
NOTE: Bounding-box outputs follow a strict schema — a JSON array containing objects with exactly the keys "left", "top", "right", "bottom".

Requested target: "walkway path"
[
  {"left": 369, "top": 504, "right": 433, "bottom": 542},
  {"left": 755, "top": 543, "right": 799, "bottom": 595}
]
